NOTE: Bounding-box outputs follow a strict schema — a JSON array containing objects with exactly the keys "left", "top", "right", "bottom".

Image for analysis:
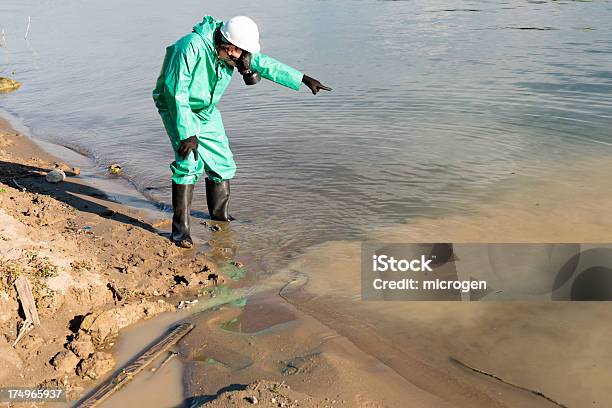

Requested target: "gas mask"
[
  {"left": 235, "top": 52, "right": 261, "bottom": 86},
  {"left": 215, "top": 28, "right": 261, "bottom": 86}
]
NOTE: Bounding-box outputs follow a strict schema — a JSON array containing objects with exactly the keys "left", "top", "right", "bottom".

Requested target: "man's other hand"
[{"left": 178, "top": 136, "right": 199, "bottom": 160}]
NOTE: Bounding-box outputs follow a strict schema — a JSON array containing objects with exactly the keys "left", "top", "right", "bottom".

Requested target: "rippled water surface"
[{"left": 1, "top": 0, "right": 611, "bottom": 262}]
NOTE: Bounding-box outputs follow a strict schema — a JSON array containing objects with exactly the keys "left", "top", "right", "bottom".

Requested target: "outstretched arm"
[{"left": 250, "top": 53, "right": 331, "bottom": 94}]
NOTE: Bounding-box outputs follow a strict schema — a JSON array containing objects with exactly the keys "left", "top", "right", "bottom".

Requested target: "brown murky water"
[{"left": 279, "top": 153, "right": 612, "bottom": 407}]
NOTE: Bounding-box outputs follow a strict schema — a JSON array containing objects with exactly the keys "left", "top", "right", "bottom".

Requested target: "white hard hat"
[{"left": 220, "top": 16, "right": 261, "bottom": 54}]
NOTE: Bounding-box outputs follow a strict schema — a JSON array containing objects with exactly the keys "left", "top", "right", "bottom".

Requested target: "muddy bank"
[
  {"left": 0, "top": 119, "right": 387, "bottom": 408},
  {"left": 0, "top": 119, "right": 230, "bottom": 399}
]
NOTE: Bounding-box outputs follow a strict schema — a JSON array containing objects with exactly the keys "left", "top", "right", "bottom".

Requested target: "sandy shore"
[{"left": 0, "top": 117, "right": 235, "bottom": 401}]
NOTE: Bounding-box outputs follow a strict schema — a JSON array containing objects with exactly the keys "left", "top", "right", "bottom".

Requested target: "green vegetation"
[{"left": 0, "top": 251, "right": 59, "bottom": 295}]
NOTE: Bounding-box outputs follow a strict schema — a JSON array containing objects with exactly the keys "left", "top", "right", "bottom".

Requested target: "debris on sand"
[
  {"left": 76, "top": 323, "right": 193, "bottom": 406},
  {"left": 45, "top": 169, "right": 66, "bottom": 183},
  {"left": 177, "top": 299, "right": 198, "bottom": 309},
  {"left": 200, "top": 221, "right": 223, "bottom": 231},
  {"left": 108, "top": 164, "right": 122, "bottom": 175},
  {"left": 0, "top": 77, "right": 20, "bottom": 93},
  {"left": 12, "top": 276, "right": 40, "bottom": 347}
]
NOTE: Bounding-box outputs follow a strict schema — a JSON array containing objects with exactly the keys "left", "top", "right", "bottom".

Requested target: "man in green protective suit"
[{"left": 153, "top": 15, "right": 331, "bottom": 248}]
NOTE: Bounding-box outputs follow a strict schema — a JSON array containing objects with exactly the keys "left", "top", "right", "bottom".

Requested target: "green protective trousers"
[
  {"left": 159, "top": 107, "right": 234, "bottom": 184},
  {"left": 153, "top": 15, "right": 304, "bottom": 185}
]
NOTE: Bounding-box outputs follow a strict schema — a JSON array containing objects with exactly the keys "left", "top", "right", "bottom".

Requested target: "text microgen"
[
  {"left": 372, "top": 279, "right": 487, "bottom": 293},
  {"left": 372, "top": 254, "right": 433, "bottom": 272}
]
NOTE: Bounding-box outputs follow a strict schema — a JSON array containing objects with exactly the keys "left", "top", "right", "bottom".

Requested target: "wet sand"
[{"left": 282, "top": 152, "right": 612, "bottom": 408}]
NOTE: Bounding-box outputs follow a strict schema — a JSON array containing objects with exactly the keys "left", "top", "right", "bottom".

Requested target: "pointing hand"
[{"left": 302, "top": 75, "right": 332, "bottom": 95}]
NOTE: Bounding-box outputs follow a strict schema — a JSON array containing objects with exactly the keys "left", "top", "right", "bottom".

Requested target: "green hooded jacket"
[{"left": 153, "top": 16, "right": 304, "bottom": 141}]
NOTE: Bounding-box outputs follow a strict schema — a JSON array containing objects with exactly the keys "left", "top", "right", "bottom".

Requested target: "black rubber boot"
[
  {"left": 171, "top": 182, "right": 194, "bottom": 248},
  {"left": 205, "top": 178, "right": 231, "bottom": 221}
]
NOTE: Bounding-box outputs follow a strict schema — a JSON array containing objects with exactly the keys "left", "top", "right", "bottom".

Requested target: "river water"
[
  {"left": 2, "top": 0, "right": 611, "bottom": 262},
  {"left": 2, "top": 0, "right": 612, "bottom": 406}
]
